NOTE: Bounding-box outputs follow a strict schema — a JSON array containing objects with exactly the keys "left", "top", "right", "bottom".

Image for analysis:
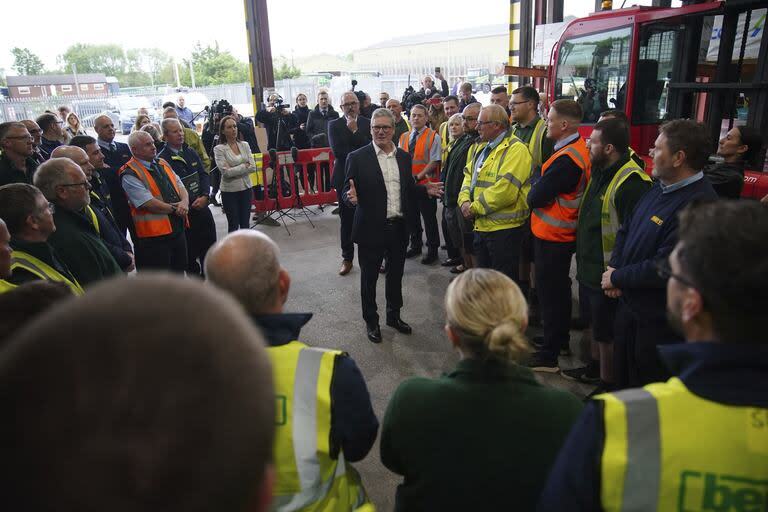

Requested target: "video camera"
[
  {"left": 351, "top": 80, "right": 366, "bottom": 104},
  {"left": 401, "top": 85, "right": 426, "bottom": 114},
  {"left": 270, "top": 94, "right": 290, "bottom": 111}
]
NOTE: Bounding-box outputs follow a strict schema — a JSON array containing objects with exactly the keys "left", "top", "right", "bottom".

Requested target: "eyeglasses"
[
  {"left": 655, "top": 258, "right": 697, "bottom": 289},
  {"left": 58, "top": 181, "right": 91, "bottom": 190},
  {"left": 340, "top": 102, "right": 359, "bottom": 108},
  {"left": 476, "top": 120, "right": 495, "bottom": 126},
  {"left": 372, "top": 125, "right": 393, "bottom": 131},
  {"left": 461, "top": 116, "right": 477, "bottom": 121}
]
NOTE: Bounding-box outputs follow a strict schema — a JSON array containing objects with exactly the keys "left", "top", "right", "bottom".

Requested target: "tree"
[
  {"left": 60, "top": 43, "right": 126, "bottom": 76},
  {"left": 181, "top": 42, "right": 249, "bottom": 86},
  {"left": 11, "top": 47, "right": 45, "bottom": 75},
  {"left": 274, "top": 61, "right": 301, "bottom": 80}
]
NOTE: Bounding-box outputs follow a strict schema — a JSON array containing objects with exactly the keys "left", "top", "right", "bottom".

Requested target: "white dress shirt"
[{"left": 375, "top": 143, "right": 402, "bottom": 219}]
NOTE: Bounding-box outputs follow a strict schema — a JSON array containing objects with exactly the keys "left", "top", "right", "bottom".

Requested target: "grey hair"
[
  {"left": 163, "top": 106, "right": 178, "bottom": 118},
  {"left": 161, "top": 118, "right": 183, "bottom": 135},
  {"left": 33, "top": 157, "right": 76, "bottom": 200},
  {"left": 371, "top": 108, "right": 395, "bottom": 126},
  {"left": 205, "top": 230, "right": 283, "bottom": 315},
  {"left": 127, "top": 130, "right": 152, "bottom": 150},
  {"left": 340, "top": 91, "right": 358, "bottom": 104}
]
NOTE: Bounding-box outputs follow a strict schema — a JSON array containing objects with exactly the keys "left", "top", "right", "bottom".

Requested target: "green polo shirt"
[{"left": 511, "top": 116, "right": 555, "bottom": 163}]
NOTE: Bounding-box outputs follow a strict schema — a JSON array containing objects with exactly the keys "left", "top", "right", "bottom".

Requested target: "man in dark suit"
[
  {"left": 343, "top": 108, "right": 443, "bottom": 343},
  {"left": 328, "top": 92, "right": 371, "bottom": 276},
  {"left": 93, "top": 115, "right": 133, "bottom": 237}
]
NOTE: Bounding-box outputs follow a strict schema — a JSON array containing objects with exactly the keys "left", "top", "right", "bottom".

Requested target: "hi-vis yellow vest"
[
  {"left": 10, "top": 250, "right": 84, "bottom": 296},
  {"left": 268, "top": 341, "right": 374, "bottom": 512},
  {"left": 597, "top": 377, "right": 768, "bottom": 511},
  {"left": 582, "top": 160, "right": 651, "bottom": 269},
  {"left": 457, "top": 129, "right": 533, "bottom": 232},
  {"left": 249, "top": 153, "right": 264, "bottom": 187},
  {"left": 512, "top": 117, "right": 547, "bottom": 172},
  {"left": 0, "top": 279, "right": 16, "bottom": 293}
]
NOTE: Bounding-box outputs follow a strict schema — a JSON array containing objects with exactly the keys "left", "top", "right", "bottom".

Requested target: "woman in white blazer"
[{"left": 213, "top": 116, "right": 256, "bottom": 231}]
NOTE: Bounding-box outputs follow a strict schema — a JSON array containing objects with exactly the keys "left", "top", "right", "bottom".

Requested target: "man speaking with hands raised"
[{"left": 343, "top": 108, "right": 443, "bottom": 343}]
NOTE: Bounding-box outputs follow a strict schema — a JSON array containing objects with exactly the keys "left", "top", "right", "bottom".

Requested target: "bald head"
[
  {"left": 206, "top": 230, "right": 288, "bottom": 316},
  {"left": 0, "top": 274, "right": 275, "bottom": 512},
  {"left": 52, "top": 145, "right": 95, "bottom": 180}
]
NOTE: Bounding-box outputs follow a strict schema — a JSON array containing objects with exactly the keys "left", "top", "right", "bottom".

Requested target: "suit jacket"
[
  {"left": 342, "top": 143, "right": 428, "bottom": 247},
  {"left": 328, "top": 115, "right": 371, "bottom": 190},
  {"left": 99, "top": 141, "right": 133, "bottom": 235}
]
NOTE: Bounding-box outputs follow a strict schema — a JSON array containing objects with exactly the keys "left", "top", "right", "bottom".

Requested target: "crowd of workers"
[{"left": 0, "top": 74, "right": 766, "bottom": 511}]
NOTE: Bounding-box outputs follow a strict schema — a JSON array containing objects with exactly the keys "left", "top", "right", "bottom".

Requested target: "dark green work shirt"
[
  {"left": 575, "top": 154, "right": 652, "bottom": 289},
  {"left": 511, "top": 116, "right": 555, "bottom": 164},
  {"left": 381, "top": 357, "right": 583, "bottom": 511},
  {"left": 392, "top": 118, "right": 410, "bottom": 146},
  {"left": 8, "top": 238, "right": 78, "bottom": 286}
]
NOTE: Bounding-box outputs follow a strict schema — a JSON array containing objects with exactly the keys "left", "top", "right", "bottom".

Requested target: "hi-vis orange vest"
[
  {"left": 399, "top": 128, "right": 440, "bottom": 184},
  {"left": 120, "top": 158, "right": 186, "bottom": 239},
  {"left": 531, "top": 137, "right": 591, "bottom": 242}
]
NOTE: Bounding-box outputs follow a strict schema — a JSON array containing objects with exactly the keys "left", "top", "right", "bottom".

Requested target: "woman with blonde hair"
[
  {"left": 64, "top": 112, "right": 86, "bottom": 140},
  {"left": 132, "top": 114, "right": 151, "bottom": 133},
  {"left": 381, "top": 269, "right": 583, "bottom": 511}
]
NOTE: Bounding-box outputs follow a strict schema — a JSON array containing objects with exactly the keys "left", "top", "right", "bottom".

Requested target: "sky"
[{"left": 0, "top": 0, "right": 600, "bottom": 75}]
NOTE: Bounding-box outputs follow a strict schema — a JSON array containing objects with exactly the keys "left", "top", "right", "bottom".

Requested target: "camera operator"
[
  {"left": 232, "top": 107, "right": 261, "bottom": 155},
  {"left": 255, "top": 94, "right": 298, "bottom": 152},
  {"left": 421, "top": 71, "right": 449, "bottom": 98},
  {"left": 201, "top": 102, "right": 231, "bottom": 206},
  {"left": 360, "top": 92, "right": 379, "bottom": 118}
]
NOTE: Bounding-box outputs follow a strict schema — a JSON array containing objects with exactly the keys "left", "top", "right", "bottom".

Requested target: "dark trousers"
[
  {"left": 222, "top": 188, "right": 253, "bottom": 232},
  {"left": 407, "top": 195, "right": 440, "bottom": 252},
  {"left": 474, "top": 226, "right": 523, "bottom": 282},
  {"left": 534, "top": 237, "right": 575, "bottom": 362},
  {"left": 135, "top": 232, "right": 188, "bottom": 273},
  {"left": 211, "top": 168, "right": 221, "bottom": 195},
  {"left": 336, "top": 187, "right": 355, "bottom": 261},
  {"left": 442, "top": 206, "right": 460, "bottom": 259},
  {"left": 185, "top": 205, "right": 217, "bottom": 277},
  {"left": 614, "top": 301, "right": 682, "bottom": 388},
  {"left": 358, "top": 219, "right": 408, "bottom": 325}
]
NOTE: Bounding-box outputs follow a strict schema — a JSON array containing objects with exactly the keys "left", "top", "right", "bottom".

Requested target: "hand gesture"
[
  {"left": 425, "top": 181, "right": 443, "bottom": 198},
  {"left": 347, "top": 179, "right": 358, "bottom": 205},
  {"left": 346, "top": 115, "right": 358, "bottom": 133},
  {"left": 601, "top": 266, "right": 616, "bottom": 290},
  {"left": 174, "top": 201, "right": 189, "bottom": 216},
  {"left": 460, "top": 201, "right": 474, "bottom": 219},
  {"left": 191, "top": 196, "right": 208, "bottom": 210}
]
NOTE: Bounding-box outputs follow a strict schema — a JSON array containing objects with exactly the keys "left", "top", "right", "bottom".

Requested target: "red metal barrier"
[{"left": 252, "top": 148, "right": 336, "bottom": 213}]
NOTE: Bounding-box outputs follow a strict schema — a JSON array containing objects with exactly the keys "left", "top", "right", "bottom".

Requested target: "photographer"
[
  {"left": 255, "top": 94, "right": 298, "bottom": 151},
  {"left": 420, "top": 71, "right": 449, "bottom": 98},
  {"left": 201, "top": 101, "right": 232, "bottom": 206}
]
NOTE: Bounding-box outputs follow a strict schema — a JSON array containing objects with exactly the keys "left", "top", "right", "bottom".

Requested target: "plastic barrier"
[{"left": 251, "top": 148, "right": 336, "bottom": 213}]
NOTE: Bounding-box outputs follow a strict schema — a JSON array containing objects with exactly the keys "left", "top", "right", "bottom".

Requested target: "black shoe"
[
  {"left": 525, "top": 352, "right": 559, "bottom": 373},
  {"left": 209, "top": 194, "right": 221, "bottom": 206},
  {"left": 366, "top": 323, "right": 382, "bottom": 343},
  {"left": 449, "top": 264, "right": 466, "bottom": 274},
  {"left": 405, "top": 247, "right": 422, "bottom": 258},
  {"left": 386, "top": 316, "right": 412, "bottom": 334},
  {"left": 441, "top": 257, "right": 461, "bottom": 267},
  {"left": 331, "top": 207, "right": 340, "bottom": 215},
  {"left": 561, "top": 365, "right": 600, "bottom": 384},
  {"left": 532, "top": 334, "right": 544, "bottom": 347},
  {"left": 421, "top": 252, "right": 438, "bottom": 265}
]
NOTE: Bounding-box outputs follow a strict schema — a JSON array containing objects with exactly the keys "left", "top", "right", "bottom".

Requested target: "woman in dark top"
[
  {"left": 704, "top": 125, "right": 761, "bottom": 199},
  {"left": 381, "top": 269, "right": 583, "bottom": 511},
  {"left": 291, "top": 93, "right": 311, "bottom": 150}
]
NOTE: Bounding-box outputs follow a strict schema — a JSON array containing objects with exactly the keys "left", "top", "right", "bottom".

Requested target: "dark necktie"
[{"left": 408, "top": 130, "right": 419, "bottom": 156}]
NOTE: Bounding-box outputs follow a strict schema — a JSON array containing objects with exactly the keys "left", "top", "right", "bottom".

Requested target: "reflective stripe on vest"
[
  {"left": 269, "top": 342, "right": 371, "bottom": 512},
  {"left": 10, "top": 251, "right": 84, "bottom": 296},
  {"left": 531, "top": 139, "right": 591, "bottom": 242},
  {"left": 599, "top": 163, "right": 652, "bottom": 267},
  {"left": 85, "top": 205, "right": 100, "bottom": 235},
  {"left": 440, "top": 122, "right": 450, "bottom": 162},
  {"left": 0, "top": 280, "right": 17, "bottom": 293},
  {"left": 399, "top": 128, "right": 439, "bottom": 183},
  {"left": 597, "top": 377, "right": 768, "bottom": 512},
  {"left": 120, "top": 158, "right": 182, "bottom": 239},
  {"left": 513, "top": 118, "right": 547, "bottom": 171},
  {"left": 463, "top": 130, "right": 532, "bottom": 232}
]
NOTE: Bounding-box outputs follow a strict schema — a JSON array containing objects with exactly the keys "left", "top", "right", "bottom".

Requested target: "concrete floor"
[{"left": 209, "top": 203, "right": 595, "bottom": 511}]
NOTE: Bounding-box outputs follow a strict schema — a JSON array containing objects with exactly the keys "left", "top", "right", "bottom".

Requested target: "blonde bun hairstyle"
[{"left": 445, "top": 269, "right": 531, "bottom": 362}]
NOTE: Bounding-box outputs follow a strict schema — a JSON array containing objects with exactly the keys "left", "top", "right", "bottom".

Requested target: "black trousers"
[
  {"left": 222, "top": 188, "right": 252, "bottom": 232},
  {"left": 534, "top": 236, "right": 575, "bottom": 362},
  {"left": 210, "top": 168, "right": 221, "bottom": 195},
  {"left": 614, "top": 301, "right": 682, "bottom": 389},
  {"left": 474, "top": 226, "right": 523, "bottom": 282},
  {"left": 135, "top": 231, "right": 188, "bottom": 274},
  {"left": 185, "top": 205, "right": 217, "bottom": 277},
  {"left": 336, "top": 187, "right": 355, "bottom": 262},
  {"left": 358, "top": 219, "right": 408, "bottom": 325},
  {"left": 407, "top": 195, "right": 440, "bottom": 252},
  {"left": 441, "top": 206, "right": 460, "bottom": 259}
]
